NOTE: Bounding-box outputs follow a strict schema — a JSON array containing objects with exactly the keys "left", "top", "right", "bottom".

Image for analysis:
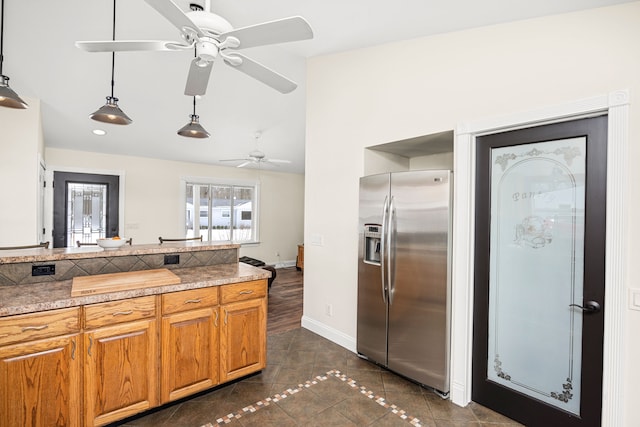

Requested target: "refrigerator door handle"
[
  {"left": 380, "top": 195, "right": 389, "bottom": 304},
  {"left": 388, "top": 196, "right": 396, "bottom": 305}
]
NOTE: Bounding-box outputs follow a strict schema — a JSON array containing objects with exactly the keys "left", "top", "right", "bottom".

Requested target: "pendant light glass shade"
[
  {"left": 0, "top": 75, "right": 27, "bottom": 109},
  {"left": 90, "top": 96, "right": 132, "bottom": 125},
  {"left": 0, "top": 0, "right": 27, "bottom": 109},
  {"left": 177, "top": 114, "right": 210, "bottom": 138}
]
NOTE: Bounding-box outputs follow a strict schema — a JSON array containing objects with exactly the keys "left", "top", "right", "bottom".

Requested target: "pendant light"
[
  {"left": 0, "top": 0, "right": 27, "bottom": 109},
  {"left": 177, "top": 45, "right": 209, "bottom": 138},
  {"left": 90, "top": 0, "right": 131, "bottom": 125},
  {"left": 177, "top": 96, "right": 210, "bottom": 138}
]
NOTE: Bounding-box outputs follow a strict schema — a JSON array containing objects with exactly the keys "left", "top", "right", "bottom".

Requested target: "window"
[{"left": 185, "top": 182, "right": 258, "bottom": 243}]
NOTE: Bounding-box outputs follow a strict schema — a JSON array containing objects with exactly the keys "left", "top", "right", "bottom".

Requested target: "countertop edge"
[{"left": 0, "top": 263, "right": 271, "bottom": 317}]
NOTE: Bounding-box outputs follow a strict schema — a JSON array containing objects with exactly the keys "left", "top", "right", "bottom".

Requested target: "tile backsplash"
[{"left": 0, "top": 249, "right": 238, "bottom": 286}]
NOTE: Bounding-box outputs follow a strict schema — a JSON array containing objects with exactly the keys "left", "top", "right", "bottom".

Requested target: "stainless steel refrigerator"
[{"left": 357, "top": 170, "right": 452, "bottom": 394}]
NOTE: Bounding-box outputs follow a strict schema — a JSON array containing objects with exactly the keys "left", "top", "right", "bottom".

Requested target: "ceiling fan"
[
  {"left": 75, "top": 0, "right": 313, "bottom": 96},
  {"left": 220, "top": 149, "right": 291, "bottom": 168}
]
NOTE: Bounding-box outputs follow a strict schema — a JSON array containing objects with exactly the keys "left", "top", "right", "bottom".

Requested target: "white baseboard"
[{"left": 301, "top": 316, "right": 357, "bottom": 353}]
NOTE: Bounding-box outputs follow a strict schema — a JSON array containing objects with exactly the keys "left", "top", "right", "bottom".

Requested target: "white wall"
[
  {"left": 45, "top": 148, "right": 304, "bottom": 265},
  {"left": 0, "top": 97, "right": 43, "bottom": 246},
  {"left": 304, "top": 2, "right": 640, "bottom": 424}
]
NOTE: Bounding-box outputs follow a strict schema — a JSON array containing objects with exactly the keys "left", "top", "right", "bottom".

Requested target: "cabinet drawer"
[
  {"left": 220, "top": 280, "right": 267, "bottom": 304},
  {"left": 84, "top": 296, "right": 156, "bottom": 329},
  {"left": 0, "top": 307, "right": 80, "bottom": 346},
  {"left": 162, "top": 287, "right": 219, "bottom": 315}
]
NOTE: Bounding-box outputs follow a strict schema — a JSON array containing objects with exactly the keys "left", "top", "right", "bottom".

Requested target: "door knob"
[{"left": 569, "top": 301, "right": 601, "bottom": 314}]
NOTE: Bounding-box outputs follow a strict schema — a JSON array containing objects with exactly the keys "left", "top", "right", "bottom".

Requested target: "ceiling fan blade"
[
  {"left": 220, "top": 158, "right": 250, "bottom": 162},
  {"left": 75, "top": 40, "right": 189, "bottom": 52},
  {"left": 223, "top": 53, "right": 297, "bottom": 94},
  {"left": 219, "top": 16, "right": 313, "bottom": 50},
  {"left": 145, "top": 0, "right": 204, "bottom": 38},
  {"left": 236, "top": 161, "right": 251, "bottom": 168},
  {"left": 266, "top": 159, "right": 292, "bottom": 164},
  {"left": 185, "top": 58, "right": 214, "bottom": 96}
]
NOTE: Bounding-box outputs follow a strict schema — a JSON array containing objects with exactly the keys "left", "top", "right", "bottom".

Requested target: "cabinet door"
[
  {"left": 0, "top": 335, "right": 80, "bottom": 427},
  {"left": 84, "top": 319, "right": 157, "bottom": 427},
  {"left": 161, "top": 307, "right": 219, "bottom": 403},
  {"left": 220, "top": 298, "right": 267, "bottom": 382}
]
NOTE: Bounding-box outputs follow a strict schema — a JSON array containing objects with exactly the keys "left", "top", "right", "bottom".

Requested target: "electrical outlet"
[
  {"left": 276, "top": 251, "right": 280, "bottom": 257},
  {"left": 325, "top": 304, "right": 333, "bottom": 317},
  {"left": 32, "top": 264, "right": 55, "bottom": 276},
  {"left": 164, "top": 254, "right": 180, "bottom": 265}
]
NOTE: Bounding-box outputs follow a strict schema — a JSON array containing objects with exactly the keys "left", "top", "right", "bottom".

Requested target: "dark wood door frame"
[
  {"left": 472, "top": 116, "right": 607, "bottom": 426},
  {"left": 52, "top": 171, "right": 120, "bottom": 248}
]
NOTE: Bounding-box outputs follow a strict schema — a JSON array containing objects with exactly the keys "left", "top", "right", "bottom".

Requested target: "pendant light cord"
[
  {"left": 110, "top": 0, "right": 116, "bottom": 98},
  {"left": 1, "top": 0, "right": 5, "bottom": 76}
]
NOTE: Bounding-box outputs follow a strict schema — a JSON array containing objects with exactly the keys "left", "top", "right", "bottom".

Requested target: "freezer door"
[
  {"left": 387, "top": 170, "right": 451, "bottom": 392},
  {"left": 357, "top": 173, "right": 390, "bottom": 366}
]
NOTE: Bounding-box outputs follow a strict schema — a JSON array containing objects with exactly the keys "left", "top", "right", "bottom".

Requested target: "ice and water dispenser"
[{"left": 363, "top": 224, "right": 382, "bottom": 265}]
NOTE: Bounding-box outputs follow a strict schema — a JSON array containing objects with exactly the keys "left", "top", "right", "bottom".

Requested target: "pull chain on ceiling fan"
[
  {"left": 90, "top": 0, "right": 132, "bottom": 125},
  {"left": 0, "top": 0, "right": 28, "bottom": 109}
]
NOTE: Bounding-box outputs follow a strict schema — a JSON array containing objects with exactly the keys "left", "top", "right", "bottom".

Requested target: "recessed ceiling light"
[{"left": 92, "top": 129, "right": 106, "bottom": 136}]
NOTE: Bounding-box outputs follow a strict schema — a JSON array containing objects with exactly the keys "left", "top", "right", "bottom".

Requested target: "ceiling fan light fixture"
[
  {"left": 0, "top": 75, "right": 27, "bottom": 109},
  {"left": 90, "top": 96, "right": 132, "bottom": 125},
  {"left": 177, "top": 114, "right": 210, "bottom": 138}
]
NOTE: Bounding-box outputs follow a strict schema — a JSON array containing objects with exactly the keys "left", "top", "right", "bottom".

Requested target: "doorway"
[
  {"left": 472, "top": 116, "right": 607, "bottom": 426},
  {"left": 52, "top": 172, "right": 120, "bottom": 248}
]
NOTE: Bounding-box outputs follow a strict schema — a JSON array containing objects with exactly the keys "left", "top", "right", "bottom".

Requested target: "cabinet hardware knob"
[
  {"left": 112, "top": 310, "right": 134, "bottom": 316},
  {"left": 22, "top": 325, "right": 48, "bottom": 332},
  {"left": 71, "top": 339, "right": 76, "bottom": 360},
  {"left": 184, "top": 299, "right": 202, "bottom": 304},
  {"left": 214, "top": 310, "right": 219, "bottom": 327},
  {"left": 88, "top": 336, "right": 93, "bottom": 356},
  {"left": 239, "top": 290, "right": 254, "bottom": 295},
  {"left": 224, "top": 309, "right": 228, "bottom": 325}
]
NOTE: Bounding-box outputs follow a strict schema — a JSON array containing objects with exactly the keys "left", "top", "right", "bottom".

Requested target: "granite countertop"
[
  {"left": 0, "top": 262, "right": 270, "bottom": 317},
  {"left": 0, "top": 241, "right": 240, "bottom": 264}
]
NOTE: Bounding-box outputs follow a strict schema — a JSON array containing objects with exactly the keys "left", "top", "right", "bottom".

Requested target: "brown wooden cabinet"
[
  {"left": 161, "top": 287, "right": 219, "bottom": 403},
  {"left": 219, "top": 280, "right": 267, "bottom": 382},
  {"left": 1, "top": 277, "right": 268, "bottom": 426},
  {"left": 0, "top": 308, "right": 81, "bottom": 427},
  {"left": 83, "top": 296, "right": 158, "bottom": 427}
]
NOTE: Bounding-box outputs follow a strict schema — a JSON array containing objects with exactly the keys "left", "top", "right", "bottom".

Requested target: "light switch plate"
[{"left": 628, "top": 288, "right": 640, "bottom": 311}]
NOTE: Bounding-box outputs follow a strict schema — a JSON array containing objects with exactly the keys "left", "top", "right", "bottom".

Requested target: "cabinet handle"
[
  {"left": 224, "top": 309, "right": 228, "bottom": 325},
  {"left": 239, "top": 290, "right": 254, "bottom": 295},
  {"left": 71, "top": 339, "right": 76, "bottom": 360},
  {"left": 88, "top": 337, "right": 93, "bottom": 357},
  {"left": 112, "top": 310, "right": 133, "bottom": 316},
  {"left": 214, "top": 310, "right": 219, "bottom": 327},
  {"left": 184, "top": 299, "right": 202, "bottom": 304},
  {"left": 22, "top": 325, "right": 48, "bottom": 332}
]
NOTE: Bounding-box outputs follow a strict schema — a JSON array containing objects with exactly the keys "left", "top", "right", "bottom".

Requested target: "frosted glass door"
[{"left": 488, "top": 137, "right": 585, "bottom": 415}]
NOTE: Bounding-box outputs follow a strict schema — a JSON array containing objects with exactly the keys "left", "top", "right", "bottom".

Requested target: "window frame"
[{"left": 180, "top": 176, "right": 260, "bottom": 245}]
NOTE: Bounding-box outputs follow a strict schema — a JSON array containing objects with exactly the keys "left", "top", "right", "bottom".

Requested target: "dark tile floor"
[{"left": 115, "top": 328, "right": 523, "bottom": 426}]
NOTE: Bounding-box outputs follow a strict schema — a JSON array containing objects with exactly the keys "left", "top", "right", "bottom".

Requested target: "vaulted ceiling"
[{"left": 3, "top": 0, "right": 633, "bottom": 173}]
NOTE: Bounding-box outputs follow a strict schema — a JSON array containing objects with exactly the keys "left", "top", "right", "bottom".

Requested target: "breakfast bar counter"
[{"left": 0, "top": 241, "right": 271, "bottom": 426}]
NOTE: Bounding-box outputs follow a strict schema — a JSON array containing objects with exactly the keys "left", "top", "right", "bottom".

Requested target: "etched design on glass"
[
  {"left": 488, "top": 137, "right": 586, "bottom": 416},
  {"left": 494, "top": 354, "right": 511, "bottom": 380},
  {"left": 551, "top": 378, "right": 574, "bottom": 403},
  {"left": 514, "top": 216, "right": 553, "bottom": 248},
  {"left": 495, "top": 145, "right": 582, "bottom": 172},
  {"left": 494, "top": 355, "right": 574, "bottom": 403}
]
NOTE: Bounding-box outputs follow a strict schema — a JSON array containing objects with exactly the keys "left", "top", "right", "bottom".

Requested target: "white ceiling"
[{"left": 3, "top": 0, "right": 633, "bottom": 174}]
